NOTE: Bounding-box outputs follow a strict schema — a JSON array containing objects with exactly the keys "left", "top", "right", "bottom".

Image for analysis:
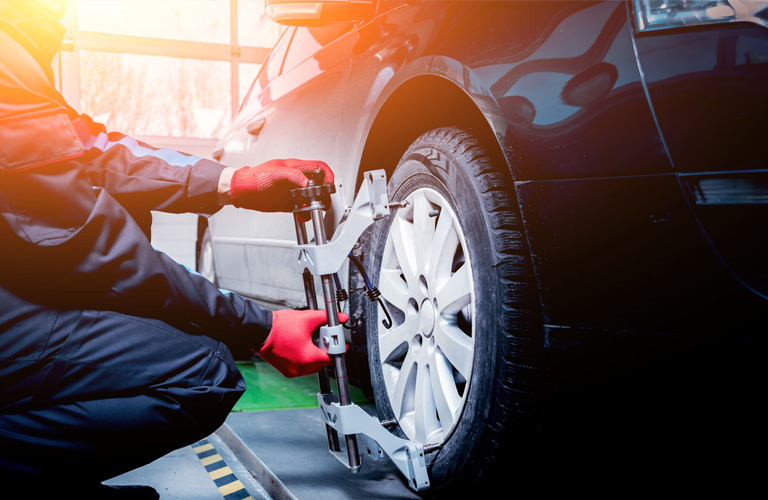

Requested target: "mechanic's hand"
[
  {"left": 259, "top": 309, "right": 348, "bottom": 378},
  {"left": 230, "top": 159, "right": 334, "bottom": 212}
]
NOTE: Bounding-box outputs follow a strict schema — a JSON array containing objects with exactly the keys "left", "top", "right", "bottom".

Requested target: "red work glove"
[
  {"left": 259, "top": 309, "right": 349, "bottom": 378},
  {"left": 230, "top": 159, "right": 334, "bottom": 212}
]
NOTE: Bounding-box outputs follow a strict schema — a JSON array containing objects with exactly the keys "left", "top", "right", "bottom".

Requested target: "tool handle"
[{"left": 294, "top": 213, "right": 340, "bottom": 452}]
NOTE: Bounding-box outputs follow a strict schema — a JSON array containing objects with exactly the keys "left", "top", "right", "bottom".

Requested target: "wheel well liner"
[{"left": 357, "top": 75, "right": 509, "bottom": 190}]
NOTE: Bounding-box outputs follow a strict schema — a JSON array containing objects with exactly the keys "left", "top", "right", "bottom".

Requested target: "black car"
[{"left": 203, "top": 0, "right": 767, "bottom": 490}]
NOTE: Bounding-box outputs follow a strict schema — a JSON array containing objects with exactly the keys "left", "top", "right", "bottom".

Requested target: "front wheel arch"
[{"left": 357, "top": 74, "right": 510, "bottom": 194}]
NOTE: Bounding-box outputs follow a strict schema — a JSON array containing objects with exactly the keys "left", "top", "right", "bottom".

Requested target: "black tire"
[
  {"left": 366, "top": 127, "right": 543, "bottom": 492},
  {"left": 197, "top": 227, "right": 219, "bottom": 287}
]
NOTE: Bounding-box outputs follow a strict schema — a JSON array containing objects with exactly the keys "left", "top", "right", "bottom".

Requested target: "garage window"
[{"left": 56, "top": 0, "right": 285, "bottom": 142}]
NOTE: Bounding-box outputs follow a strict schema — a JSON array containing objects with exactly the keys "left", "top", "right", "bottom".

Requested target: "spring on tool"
[
  {"left": 347, "top": 253, "right": 393, "bottom": 329},
  {"left": 332, "top": 273, "right": 357, "bottom": 328}
]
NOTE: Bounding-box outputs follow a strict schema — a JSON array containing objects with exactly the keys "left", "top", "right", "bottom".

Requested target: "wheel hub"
[{"left": 419, "top": 299, "right": 436, "bottom": 337}]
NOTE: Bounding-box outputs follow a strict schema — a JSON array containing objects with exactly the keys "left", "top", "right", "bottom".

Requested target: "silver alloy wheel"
[{"left": 376, "top": 187, "right": 475, "bottom": 445}]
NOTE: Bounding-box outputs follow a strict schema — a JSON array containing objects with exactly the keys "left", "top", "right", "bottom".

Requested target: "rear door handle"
[{"left": 247, "top": 118, "right": 266, "bottom": 136}]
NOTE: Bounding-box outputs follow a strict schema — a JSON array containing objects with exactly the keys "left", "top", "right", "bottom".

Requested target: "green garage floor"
[{"left": 233, "top": 361, "right": 370, "bottom": 412}]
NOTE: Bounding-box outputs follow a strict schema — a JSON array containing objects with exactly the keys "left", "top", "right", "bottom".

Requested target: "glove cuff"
[
  {"left": 259, "top": 310, "right": 280, "bottom": 352},
  {"left": 229, "top": 166, "right": 253, "bottom": 208}
]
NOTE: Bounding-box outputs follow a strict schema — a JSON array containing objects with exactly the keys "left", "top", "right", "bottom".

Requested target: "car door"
[
  {"left": 209, "top": 28, "right": 293, "bottom": 296},
  {"left": 632, "top": 1, "right": 768, "bottom": 298},
  {"left": 222, "top": 23, "right": 359, "bottom": 306}
]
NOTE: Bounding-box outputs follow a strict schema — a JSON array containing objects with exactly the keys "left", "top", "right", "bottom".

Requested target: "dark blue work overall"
[{"left": 0, "top": 3, "right": 272, "bottom": 482}]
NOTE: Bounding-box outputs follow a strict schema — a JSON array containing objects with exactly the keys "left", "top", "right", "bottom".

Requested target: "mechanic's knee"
[
  {"left": 206, "top": 342, "right": 247, "bottom": 399},
  {"left": 171, "top": 342, "right": 245, "bottom": 432}
]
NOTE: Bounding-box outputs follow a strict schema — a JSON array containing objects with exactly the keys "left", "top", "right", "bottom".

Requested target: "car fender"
[{"left": 343, "top": 53, "right": 509, "bottom": 202}]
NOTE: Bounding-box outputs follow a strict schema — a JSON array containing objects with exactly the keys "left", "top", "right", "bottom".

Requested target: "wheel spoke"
[
  {"left": 412, "top": 191, "right": 435, "bottom": 277},
  {"left": 378, "top": 268, "right": 410, "bottom": 313},
  {"left": 389, "top": 347, "right": 418, "bottom": 419},
  {"left": 435, "top": 263, "right": 472, "bottom": 314},
  {"left": 378, "top": 318, "right": 416, "bottom": 363},
  {"left": 389, "top": 216, "right": 418, "bottom": 285},
  {"left": 428, "top": 210, "right": 459, "bottom": 285},
  {"left": 414, "top": 357, "right": 440, "bottom": 443},
  {"left": 430, "top": 352, "right": 461, "bottom": 432},
  {"left": 435, "top": 322, "right": 473, "bottom": 381}
]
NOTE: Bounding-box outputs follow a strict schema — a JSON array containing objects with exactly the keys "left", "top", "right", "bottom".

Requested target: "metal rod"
[
  {"left": 321, "top": 274, "right": 340, "bottom": 328},
  {"left": 302, "top": 270, "right": 318, "bottom": 310},
  {"left": 294, "top": 213, "right": 340, "bottom": 452},
  {"left": 296, "top": 219, "right": 320, "bottom": 310},
  {"left": 308, "top": 206, "right": 361, "bottom": 469},
  {"left": 309, "top": 205, "right": 328, "bottom": 245}
]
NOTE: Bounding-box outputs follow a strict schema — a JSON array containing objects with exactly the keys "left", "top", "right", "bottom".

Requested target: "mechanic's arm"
[
  {"left": 73, "top": 114, "right": 334, "bottom": 215},
  {"left": 1, "top": 156, "right": 340, "bottom": 376},
  {"left": 73, "top": 114, "right": 226, "bottom": 216},
  {"left": 0, "top": 169, "right": 340, "bottom": 377}
]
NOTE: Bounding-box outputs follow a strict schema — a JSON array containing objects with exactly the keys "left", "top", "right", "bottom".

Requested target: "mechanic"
[{"left": 0, "top": 1, "right": 342, "bottom": 498}]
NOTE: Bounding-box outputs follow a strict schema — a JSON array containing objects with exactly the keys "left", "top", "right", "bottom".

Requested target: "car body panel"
[
  {"left": 208, "top": 0, "right": 767, "bottom": 336},
  {"left": 634, "top": 19, "right": 768, "bottom": 300},
  {"left": 338, "top": 0, "right": 695, "bottom": 334},
  {"left": 211, "top": 23, "right": 357, "bottom": 304},
  {"left": 474, "top": 0, "right": 672, "bottom": 180},
  {"left": 343, "top": 1, "right": 670, "bottom": 182},
  {"left": 517, "top": 173, "right": 768, "bottom": 335}
]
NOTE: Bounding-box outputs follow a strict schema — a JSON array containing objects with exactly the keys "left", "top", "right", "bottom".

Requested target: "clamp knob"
[
  {"left": 292, "top": 169, "right": 336, "bottom": 211},
  {"left": 306, "top": 168, "right": 327, "bottom": 187}
]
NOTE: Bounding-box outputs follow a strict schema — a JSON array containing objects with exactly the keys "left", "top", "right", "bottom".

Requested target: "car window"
[
  {"left": 281, "top": 24, "right": 353, "bottom": 74},
  {"left": 239, "top": 27, "right": 294, "bottom": 112},
  {"left": 265, "top": 27, "right": 294, "bottom": 81}
]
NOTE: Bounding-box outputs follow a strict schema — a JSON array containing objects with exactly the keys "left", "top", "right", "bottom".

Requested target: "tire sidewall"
[{"left": 198, "top": 228, "right": 218, "bottom": 287}]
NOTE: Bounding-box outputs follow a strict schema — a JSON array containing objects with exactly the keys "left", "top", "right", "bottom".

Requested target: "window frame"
[
  {"left": 238, "top": 26, "right": 296, "bottom": 115},
  {"left": 56, "top": 0, "right": 277, "bottom": 139}
]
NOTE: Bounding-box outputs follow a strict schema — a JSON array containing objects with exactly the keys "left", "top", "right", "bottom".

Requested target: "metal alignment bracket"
[
  {"left": 318, "top": 324, "right": 346, "bottom": 355},
  {"left": 317, "top": 393, "right": 431, "bottom": 492},
  {"left": 296, "top": 170, "right": 390, "bottom": 276}
]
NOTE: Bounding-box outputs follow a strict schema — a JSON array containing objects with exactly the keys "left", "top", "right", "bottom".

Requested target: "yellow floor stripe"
[
  {"left": 194, "top": 443, "right": 215, "bottom": 454},
  {"left": 219, "top": 480, "right": 245, "bottom": 496},
  {"left": 208, "top": 466, "right": 233, "bottom": 480},
  {"left": 200, "top": 453, "right": 223, "bottom": 466},
  {"left": 192, "top": 440, "right": 252, "bottom": 500}
]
